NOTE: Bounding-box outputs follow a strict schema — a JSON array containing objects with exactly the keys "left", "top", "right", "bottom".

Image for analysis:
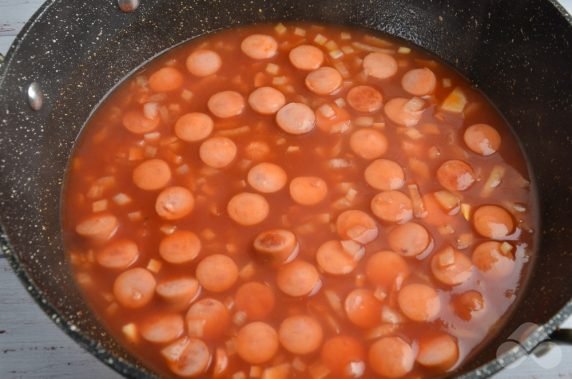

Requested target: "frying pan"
[{"left": 0, "top": 0, "right": 571, "bottom": 377}]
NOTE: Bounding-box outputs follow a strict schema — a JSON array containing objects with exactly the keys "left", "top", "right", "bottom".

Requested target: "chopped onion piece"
[
  {"left": 365, "top": 323, "right": 398, "bottom": 340},
  {"left": 113, "top": 192, "right": 132, "bottom": 206},
  {"left": 341, "top": 32, "right": 352, "bottom": 40},
  {"left": 341, "top": 240, "right": 365, "bottom": 261},
  {"left": 354, "top": 116, "right": 374, "bottom": 127},
  {"left": 381, "top": 306, "right": 404, "bottom": 324},
  {"left": 92, "top": 199, "right": 108, "bottom": 213},
  {"left": 333, "top": 61, "right": 350, "bottom": 78},
  {"left": 329, "top": 49, "right": 344, "bottom": 60},
  {"left": 239, "top": 262, "right": 256, "bottom": 280},
  {"left": 325, "top": 40, "right": 339, "bottom": 51},
  {"left": 176, "top": 164, "right": 190, "bottom": 175},
  {"left": 319, "top": 103, "right": 336, "bottom": 119},
  {"left": 146, "top": 259, "right": 162, "bottom": 274},
  {"left": 408, "top": 184, "right": 427, "bottom": 218},
  {"left": 481, "top": 165, "right": 506, "bottom": 198},
  {"left": 334, "top": 97, "right": 347, "bottom": 108},
  {"left": 266, "top": 63, "right": 280, "bottom": 75},
  {"left": 374, "top": 286, "right": 387, "bottom": 302},
  {"left": 441, "top": 87, "right": 468, "bottom": 113},
  {"left": 122, "top": 323, "right": 138, "bottom": 342},
  {"left": 232, "top": 372, "right": 247, "bottom": 379},
  {"left": 325, "top": 290, "right": 344, "bottom": 316},
  {"left": 438, "top": 224, "right": 455, "bottom": 235},
  {"left": 457, "top": 233, "right": 474, "bottom": 250},
  {"left": 398, "top": 46, "right": 411, "bottom": 54},
  {"left": 294, "top": 27, "right": 306, "bottom": 36},
  {"left": 461, "top": 203, "right": 471, "bottom": 220},
  {"left": 433, "top": 191, "right": 461, "bottom": 214},
  {"left": 500, "top": 242, "right": 514, "bottom": 254},
  {"left": 143, "top": 102, "right": 159, "bottom": 120},
  {"left": 127, "top": 211, "right": 143, "bottom": 221},
  {"left": 329, "top": 158, "right": 351, "bottom": 168},
  {"left": 217, "top": 125, "right": 251, "bottom": 137},
  {"left": 286, "top": 145, "right": 300, "bottom": 153},
  {"left": 341, "top": 45, "right": 355, "bottom": 54},
  {"left": 274, "top": 22, "right": 287, "bottom": 35},
  {"left": 160, "top": 224, "right": 177, "bottom": 235},
  {"left": 314, "top": 34, "right": 328, "bottom": 45},
  {"left": 272, "top": 76, "right": 288, "bottom": 86},
  {"left": 201, "top": 228, "right": 216, "bottom": 240}
]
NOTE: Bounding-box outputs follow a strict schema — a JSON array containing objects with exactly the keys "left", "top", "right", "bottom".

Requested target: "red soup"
[{"left": 63, "top": 22, "right": 537, "bottom": 378}]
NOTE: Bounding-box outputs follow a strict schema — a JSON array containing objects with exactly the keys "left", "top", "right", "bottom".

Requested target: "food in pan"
[{"left": 63, "top": 22, "right": 536, "bottom": 378}]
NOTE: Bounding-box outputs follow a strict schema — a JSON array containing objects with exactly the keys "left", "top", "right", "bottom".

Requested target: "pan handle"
[{"left": 549, "top": 328, "right": 572, "bottom": 345}]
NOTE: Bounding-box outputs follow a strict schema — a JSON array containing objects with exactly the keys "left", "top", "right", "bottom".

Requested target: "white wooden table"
[{"left": 1, "top": 1, "right": 571, "bottom": 378}]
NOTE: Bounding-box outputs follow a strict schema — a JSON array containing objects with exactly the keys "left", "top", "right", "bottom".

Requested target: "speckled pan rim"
[{"left": 1, "top": 1, "right": 571, "bottom": 378}]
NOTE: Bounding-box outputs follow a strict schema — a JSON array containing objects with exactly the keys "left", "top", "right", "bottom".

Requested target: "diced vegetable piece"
[
  {"left": 294, "top": 27, "right": 306, "bottom": 36},
  {"left": 262, "top": 363, "right": 290, "bottom": 379},
  {"left": 314, "top": 34, "right": 328, "bottom": 45},
  {"left": 122, "top": 323, "right": 138, "bottom": 342},
  {"left": 408, "top": 184, "right": 427, "bottom": 218},
  {"left": 92, "top": 199, "right": 108, "bottom": 212},
  {"left": 274, "top": 23, "right": 287, "bottom": 35},
  {"left": 500, "top": 242, "right": 514, "bottom": 254},
  {"left": 397, "top": 46, "right": 411, "bottom": 54},
  {"left": 441, "top": 87, "right": 468, "bottom": 113},
  {"left": 433, "top": 191, "right": 460, "bottom": 213},
  {"left": 480, "top": 165, "right": 506, "bottom": 198},
  {"left": 365, "top": 323, "right": 399, "bottom": 340},
  {"left": 146, "top": 259, "right": 162, "bottom": 274},
  {"left": 461, "top": 203, "right": 471, "bottom": 220}
]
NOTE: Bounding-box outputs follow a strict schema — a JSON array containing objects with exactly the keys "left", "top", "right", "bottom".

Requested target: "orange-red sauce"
[{"left": 63, "top": 23, "right": 537, "bottom": 378}]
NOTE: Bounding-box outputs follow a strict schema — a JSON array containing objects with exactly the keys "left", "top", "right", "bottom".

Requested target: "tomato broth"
[{"left": 63, "top": 22, "right": 537, "bottom": 378}]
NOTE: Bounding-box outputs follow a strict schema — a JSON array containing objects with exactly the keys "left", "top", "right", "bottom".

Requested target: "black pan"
[{"left": 0, "top": 0, "right": 571, "bottom": 377}]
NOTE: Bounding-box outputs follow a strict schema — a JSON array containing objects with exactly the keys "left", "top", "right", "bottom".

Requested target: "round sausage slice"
[
  {"left": 363, "top": 52, "right": 398, "bottom": 79},
  {"left": 289, "top": 176, "right": 328, "bottom": 205},
  {"left": 196, "top": 254, "right": 238, "bottom": 292},
  {"left": 365, "top": 251, "right": 411, "bottom": 289},
  {"left": 162, "top": 337, "right": 211, "bottom": 378},
  {"left": 155, "top": 186, "right": 194, "bottom": 220},
  {"left": 156, "top": 276, "right": 201, "bottom": 307},
  {"left": 416, "top": 333, "right": 459, "bottom": 369},
  {"left": 140, "top": 313, "right": 184, "bottom": 344},
  {"left": 321, "top": 336, "right": 365, "bottom": 377},
  {"left": 289, "top": 44, "right": 324, "bottom": 71},
  {"left": 96, "top": 239, "right": 139, "bottom": 270},
  {"left": 207, "top": 91, "right": 245, "bottom": 118},
  {"left": 148, "top": 67, "right": 184, "bottom": 92},
  {"left": 247, "top": 162, "right": 287, "bottom": 193},
  {"left": 122, "top": 110, "right": 160, "bottom": 134},
  {"left": 186, "top": 298, "right": 230, "bottom": 340},
  {"left": 227, "top": 192, "right": 269, "bottom": 226},
  {"left": 472, "top": 241, "right": 515, "bottom": 278},
  {"left": 113, "top": 268, "right": 156, "bottom": 308},
  {"left": 368, "top": 337, "right": 415, "bottom": 378},
  {"left": 253, "top": 229, "right": 299, "bottom": 264},
  {"left": 316, "top": 240, "right": 360, "bottom": 275},
  {"left": 436, "top": 160, "right": 476, "bottom": 192},
  {"left": 388, "top": 222, "right": 432, "bottom": 256},
  {"left": 370, "top": 191, "right": 413, "bottom": 224},
  {"left": 397, "top": 283, "right": 441, "bottom": 322},
  {"left": 159, "top": 230, "right": 201, "bottom": 264},
  {"left": 235, "top": 281, "right": 275, "bottom": 320},
  {"left": 305, "top": 67, "right": 343, "bottom": 95},
  {"left": 431, "top": 248, "right": 473, "bottom": 286},
  {"left": 336, "top": 210, "right": 378, "bottom": 244},
  {"left": 346, "top": 85, "right": 383, "bottom": 113},
  {"left": 344, "top": 288, "right": 382, "bottom": 328},
  {"left": 76, "top": 213, "right": 118, "bottom": 242},
  {"left": 132, "top": 159, "right": 172, "bottom": 191},
  {"left": 248, "top": 87, "right": 286, "bottom": 115},
  {"left": 384, "top": 97, "right": 424, "bottom": 127},
  {"left": 174, "top": 112, "right": 214, "bottom": 142},
  {"left": 276, "top": 260, "right": 321, "bottom": 297},
  {"left": 186, "top": 49, "right": 222, "bottom": 77},
  {"left": 276, "top": 102, "right": 316, "bottom": 135},
  {"left": 236, "top": 322, "right": 279, "bottom": 364},
  {"left": 241, "top": 34, "right": 278, "bottom": 59},
  {"left": 349, "top": 129, "right": 388, "bottom": 160},
  {"left": 472, "top": 205, "right": 515, "bottom": 239},
  {"left": 464, "top": 123, "right": 501, "bottom": 156},
  {"left": 401, "top": 68, "right": 437, "bottom": 96},
  {"left": 279, "top": 315, "right": 323, "bottom": 354},
  {"left": 364, "top": 159, "right": 405, "bottom": 191},
  {"left": 199, "top": 136, "right": 237, "bottom": 169}
]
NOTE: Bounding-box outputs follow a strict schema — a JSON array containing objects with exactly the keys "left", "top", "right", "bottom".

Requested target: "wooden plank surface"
[{"left": 1, "top": 1, "right": 571, "bottom": 378}]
